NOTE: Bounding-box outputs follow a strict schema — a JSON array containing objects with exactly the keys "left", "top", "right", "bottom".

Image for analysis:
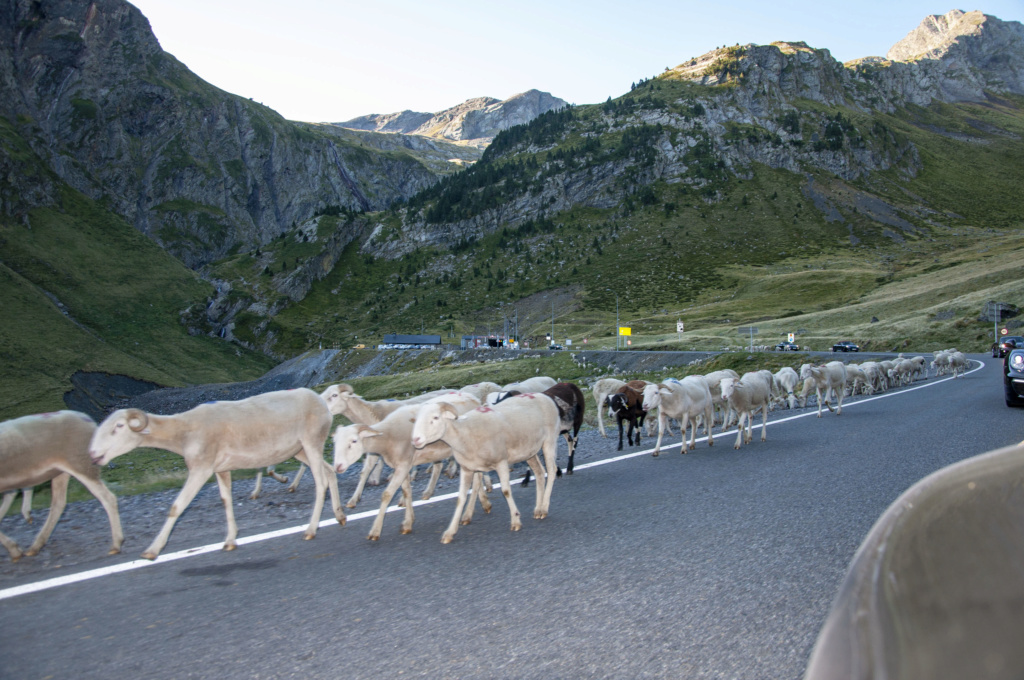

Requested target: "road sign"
[
  {"left": 627, "top": 340, "right": 632, "bottom": 346},
  {"left": 1002, "top": 328, "right": 1009, "bottom": 336},
  {"left": 788, "top": 333, "right": 795, "bottom": 343},
  {"left": 677, "top": 321, "right": 685, "bottom": 333},
  {"left": 619, "top": 327, "right": 631, "bottom": 336},
  {"left": 566, "top": 339, "right": 572, "bottom": 346}
]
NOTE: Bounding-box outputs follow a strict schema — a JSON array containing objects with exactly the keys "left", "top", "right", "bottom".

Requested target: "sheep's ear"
[
  {"left": 356, "top": 426, "right": 382, "bottom": 439},
  {"left": 440, "top": 403, "right": 458, "bottom": 420},
  {"left": 126, "top": 410, "right": 149, "bottom": 433}
]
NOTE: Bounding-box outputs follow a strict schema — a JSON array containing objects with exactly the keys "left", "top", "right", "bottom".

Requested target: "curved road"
[{"left": 1, "top": 355, "right": 1022, "bottom": 679}]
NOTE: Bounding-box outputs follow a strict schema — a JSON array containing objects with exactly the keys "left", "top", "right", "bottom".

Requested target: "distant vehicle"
[
  {"left": 352, "top": 344, "right": 366, "bottom": 349},
  {"left": 832, "top": 341, "right": 860, "bottom": 352},
  {"left": 993, "top": 335, "right": 1024, "bottom": 358},
  {"left": 549, "top": 344, "right": 563, "bottom": 350},
  {"left": 775, "top": 341, "right": 800, "bottom": 351},
  {"left": 1005, "top": 349, "right": 1024, "bottom": 407}
]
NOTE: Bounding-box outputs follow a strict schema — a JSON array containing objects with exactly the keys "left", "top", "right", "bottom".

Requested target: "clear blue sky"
[{"left": 128, "top": 1, "right": 1024, "bottom": 123}]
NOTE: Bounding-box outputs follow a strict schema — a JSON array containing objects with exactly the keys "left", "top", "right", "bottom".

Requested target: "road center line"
[{"left": 0, "top": 361, "right": 984, "bottom": 601}]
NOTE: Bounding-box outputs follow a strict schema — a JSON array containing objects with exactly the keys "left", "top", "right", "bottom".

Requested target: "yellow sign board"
[{"left": 619, "top": 327, "right": 632, "bottom": 336}]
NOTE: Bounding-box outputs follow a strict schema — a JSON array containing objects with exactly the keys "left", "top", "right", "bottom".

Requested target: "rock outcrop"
[
  {"left": 0, "top": 0, "right": 442, "bottom": 267},
  {"left": 335, "top": 90, "right": 568, "bottom": 146}
]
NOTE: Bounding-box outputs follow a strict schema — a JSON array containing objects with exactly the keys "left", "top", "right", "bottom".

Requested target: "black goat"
[
  {"left": 521, "top": 382, "right": 586, "bottom": 487},
  {"left": 607, "top": 386, "right": 646, "bottom": 451}
]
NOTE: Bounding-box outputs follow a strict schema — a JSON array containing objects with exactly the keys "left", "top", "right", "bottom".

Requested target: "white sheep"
[
  {"left": 704, "top": 369, "right": 740, "bottom": 426},
  {"left": 89, "top": 388, "right": 344, "bottom": 560},
  {"left": 844, "top": 364, "right": 869, "bottom": 396},
  {"left": 592, "top": 378, "right": 626, "bottom": 437},
  {"left": 503, "top": 376, "right": 557, "bottom": 393},
  {"left": 333, "top": 392, "right": 483, "bottom": 540},
  {"left": 773, "top": 367, "right": 800, "bottom": 409},
  {"left": 909, "top": 355, "right": 927, "bottom": 381},
  {"left": 642, "top": 377, "right": 714, "bottom": 455},
  {"left": 720, "top": 373, "right": 772, "bottom": 449},
  {"left": 930, "top": 351, "right": 950, "bottom": 376},
  {"left": 458, "top": 382, "right": 502, "bottom": 403},
  {"left": 1, "top": 411, "right": 123, "bottom": 562},
  {"left": 800, "top": 362, "right": 848, "bottom": 417},
  {"left": 858, "top": 361, "right": 884, "bottom": 394},
  {"left": 321, "top": 383, "right": 460, "bottom": 505},
  {"left": 948, "top": 351, "right": 967, "bottom": 378},
  {"left": 411, "top": 394, "right": 560, "bottom": 544}
]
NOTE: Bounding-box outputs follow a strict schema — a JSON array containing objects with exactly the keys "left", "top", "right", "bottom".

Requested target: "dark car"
[
  {"left": 832, "top": 341, "right": 860, "bottom": 352},
  {"left": 1005, "top": 349, "right": 1024, "bottom": 406},
  {"left": 549, "top": 344, "right": 563, "bottom": 350},
  {"left": 993, "top": 335, "right": 1024, "bottom": 358},
  {"left": 775, "top": 341, "right": 800, "bottom": 351}
]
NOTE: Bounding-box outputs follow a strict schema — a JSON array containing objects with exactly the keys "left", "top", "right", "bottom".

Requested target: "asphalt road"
[{"left": 2, "top": 355, "right": 1022, "bottom": 680}]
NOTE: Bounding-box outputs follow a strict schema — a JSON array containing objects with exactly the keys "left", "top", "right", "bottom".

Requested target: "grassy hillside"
[
  {"left": 229, "top": 91, "right": 1024, "bottom": 355},
  {"left": 0, "top": 184, "right": 274, "bottom": 420}
]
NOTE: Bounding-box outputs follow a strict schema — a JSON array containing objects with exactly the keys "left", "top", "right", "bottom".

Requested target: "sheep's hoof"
[
  {"left": 826, "top": 403, "right": 835, "bottom": 412},
  {"left": 510, "top": 523, "right": 522, "bottom": 532},
  {"left": 441, "top": 534, "right": 454, "bottom": 544},
  {"left": 482, "top": 505, "right": 492, "bottom": 514},
  {"left": 707, "top": 440, "right": 714, "bottom": 447},
  {"left": 734, "top": 445, "right": 741, "bottom": 450},
  {"left": 248, "top": 492, "right": 259, "bottom": 500},
  {"left": 400, "top": 527, "right": 412, "bottom": 535},
  {"left": 108, "top": 547, "right": 121, "bottom": 555},
  {"left": 141, "top": 551, "right": 158, "bottom": 561},
  {"left": 460, "top": 519, "right": 472, "bottom": 526},
  {"left": 367, "top": 535, "right": 380, "bottom": 541},
  {"left": 223, "top": 543, "right": 237, "bottom": 552},
  {"left": 534, "top": 510, "right": 547, "bottom": 519},
  {"left": 287, "top": 487, "right": 298, "bottom": 494},
  {"left": 8, "top": 553, "right": 21, "bottom": 563},
  {"left": 23, "top": 548, "right": 39, "bottom": 557},
  {"left": 345, "top": 501, "right": 357, "bottom": 509},
  {"left": 336, "top": 516, "right": 346, "bottom": 527},
  {"left": 303, "top": 533, "right": 315, "bottom": 541}
]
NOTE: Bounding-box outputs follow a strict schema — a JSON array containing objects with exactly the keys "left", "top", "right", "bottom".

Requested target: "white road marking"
[{"left": 0, "top": 361, "right": 985, "bottom": 601}]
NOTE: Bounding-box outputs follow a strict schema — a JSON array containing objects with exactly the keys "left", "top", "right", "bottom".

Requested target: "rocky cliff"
[
  {"left": 335, "top": 90, "right": 568, "bottom": 147},
  {"left": 360, "top": 11, "right": 1024, "bottom": 258},
  {"left": 0, "top": 0, "right": 444, "bottom": 267}
]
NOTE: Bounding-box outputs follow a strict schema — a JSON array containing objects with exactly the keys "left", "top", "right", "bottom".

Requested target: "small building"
[{"left": 380, "top": 334, "right": 442, "bottom": 349}]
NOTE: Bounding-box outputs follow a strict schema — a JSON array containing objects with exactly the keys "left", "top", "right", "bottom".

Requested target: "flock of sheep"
[{"left": 0, "top": 350, "right": 967, "bottom": 562}]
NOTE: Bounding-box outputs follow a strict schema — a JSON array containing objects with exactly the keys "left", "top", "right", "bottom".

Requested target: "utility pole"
[
  {"left": 551, "top": 300, "right": 555, "bottom": 347},
  {"left": 616, "top": 295, "right": 620, "bottom": 351}
]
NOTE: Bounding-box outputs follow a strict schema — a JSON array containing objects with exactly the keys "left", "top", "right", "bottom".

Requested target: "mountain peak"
[{"left": 886, "top": 9, "right": 1019, "bottom": 61}]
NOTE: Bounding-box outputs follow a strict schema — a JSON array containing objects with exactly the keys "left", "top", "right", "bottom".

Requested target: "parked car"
[
  {"left": 1004, "top": 349, "right": 1024, "bottom": 406},
  {"left": 832, "top": 341, "right": 860, "bottom": 352},
  {"left": 993, "top": 335, "right": 1024, "bottom": 358},
  {"left": 549, "top": 344, "right": 563, "bottom": 350},
  {"left": 775, "top": 341, "right": 800, "bottom": 351}
]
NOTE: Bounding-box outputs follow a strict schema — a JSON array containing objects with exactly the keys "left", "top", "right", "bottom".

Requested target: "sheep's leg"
[
  {"left": 459, "top": 472, "right": 484, "bottom": 525},
  {"left": 214, "top": 471, "right": 239, "bottom": 551},
  {"left": 734, "top": 412, "right": 746, "bottom": 449},
  {"left": 495, "top": 461, "right": 523, "bottom": 532},
  {"left": 0, "top": 492, "right": 14, "bottom": 521},
  {"left": 249, "top": 470, "right": 265, "bottom": 500},
  {"left": 0, "top": 522, "right": 23, "bottom": 561},
  {"left": 72, "top": 472, "right": 123, "bottom": 555},
  {"left": 442, "top": 468, "right": 472, "bottom": 544},
  {"left": 21, "top": 488, "right": 33, "bottom": 522},
  {"left": 294, "top": 447, "right": 331, "bottom": 539},
  {"left": 286, "top": 464, "right": 306, "bottom": 493},
  {"left": 704, "top": 404, "right": 715, "bottom": 447},
  {"left": 787, "top": 391, "right": 796, "bottom": 410},
  {"left": 525, "top": 455, "right": 547, "bottom": 519},
  {"left": 475, "top": 472, "right": 492, "bottom": 514},
  {"left": 367, "top": 456, "right": 384, "bottom": 486},
  {"left": 141, "top": 468, "right": 212, "bottom": 560},
  {"left": 565, "top": 431, "right": 576, "bottom": 476},
  {"left": 538, "top": 433, "right": 558, "bottom": 518},
  {"left": 23, "top": 473, "right": 70, "bottom": 557},
  {"left": 444, "top": 458, "right": 458, "bottom": 478},
  {"left": 760, "top": 403, "right": 769, "bottom": 442},
  {"left": 267, "top": 466, "right": 289, "bottom": 483},
  {"left": 745, "top": 410, "right": 754, "bottom": 444},
  {"left": 835, "top": 386, "right": 844, "bottom": 415},
  {"left": 617, "top": 417, "right": 625, "bottom": 451},
  {"left": 652, "top": 412, "right": 667, "bottom": 457},
  {"left": 816, "top": 388, "right": 824, "bottom": 418},
  {"left": 321, "top": 458, "right": 345, "bottom": 525},
  {"left": 367, "top": 462, "right": 413, "bottom": 540},
  {"left": 597, "top": 393, "right": 607, "bottom": 437},
  {"left": 346, "top": 453, "right": 379, "bottom": 508},
  {"left": 420, "top": 461, "right": 444, "bottom": 501}
]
